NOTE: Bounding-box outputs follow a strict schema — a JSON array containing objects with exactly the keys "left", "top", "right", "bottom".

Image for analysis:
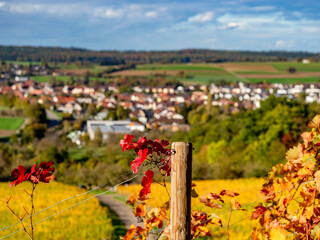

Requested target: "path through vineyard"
[{"left": 97, "top": 195, "right": 157, "bottom": 240}]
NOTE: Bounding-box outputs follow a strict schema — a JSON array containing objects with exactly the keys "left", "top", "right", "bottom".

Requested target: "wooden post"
[{"left": 171, "top": 142, "right": 192, "bottom": 240}]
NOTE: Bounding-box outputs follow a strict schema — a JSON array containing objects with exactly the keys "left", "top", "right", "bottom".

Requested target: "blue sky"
[{"left": 0, "top": 0, "right": 319, "bottom": 52}]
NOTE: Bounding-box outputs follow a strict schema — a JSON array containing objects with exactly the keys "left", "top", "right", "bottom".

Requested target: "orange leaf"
[
  {"left": 308, "top": 115, "right": 320, "bottom": 129},
  {"left": 301, "top": 132, "right": 312, "bottom": 147},
  {"left": 126, "top": 193, "right": 137, "bottom": 207},
  {"left": 231, "top": 198, "right": 241, "bottom": 209},
  {"left": 135, "top": 203, "right": 147, "bottom": 217},
  {"left": 122, "top": 225, "right": 136, "bottom": 240},
  {"left": 314, "top": 171, "right": 320, "bottom": 191}
]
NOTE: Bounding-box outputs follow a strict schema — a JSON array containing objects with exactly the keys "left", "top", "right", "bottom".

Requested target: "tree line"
[{"left": 0, "top": 46, "right": 319, "bottom": 65}]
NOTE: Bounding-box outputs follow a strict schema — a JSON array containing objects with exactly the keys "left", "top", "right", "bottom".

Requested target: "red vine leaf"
[
  {"left": 130, "top": 149, "right": 148, "bottom": 174},
  {"left": 139, "top": 170, "right": 154, "bottom": 198},
  {"left": 120, "top": 134, "right": 134, "bottom": 152}
]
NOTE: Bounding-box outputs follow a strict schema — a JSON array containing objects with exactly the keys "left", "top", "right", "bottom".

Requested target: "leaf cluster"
[{"left": 252, "top": 115, "right": 320, "bottom": 239}]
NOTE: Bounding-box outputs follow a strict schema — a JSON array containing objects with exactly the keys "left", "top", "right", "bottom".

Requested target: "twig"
[{"left": 5, "top": 204, "right": 32, "bottom": 240}]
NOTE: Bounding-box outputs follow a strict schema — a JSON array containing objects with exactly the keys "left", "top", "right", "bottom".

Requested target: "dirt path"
[{"left": 97, "top": 195, "right": 157, "bottom": 240}]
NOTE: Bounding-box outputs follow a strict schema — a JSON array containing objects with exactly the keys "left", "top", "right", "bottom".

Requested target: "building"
[{"left": 87, "top": 120, "right": 145, "bottom": 141}]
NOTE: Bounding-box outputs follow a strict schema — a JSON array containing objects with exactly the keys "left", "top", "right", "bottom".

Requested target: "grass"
[
  {"left": 118, "top": 178, "right": 264, "bottom": 240},
  {"left": 271, "top": 62, "right": 320, "bottom": 72},
  {"left": 68, "top": 146, "right": 106, "bottom": 162},
  {"left": 248, "top": 76, "right": 320, "bottom": 84},
  {"left": 0, "top": 106, "right": 10, "bottom": 111},
  {"left": 31, "top": 75, "right": 70, "bottom": 83},
  {"left": 234, "top": 71, "right": 280, "bottom": 74},
  {"left": 186, "top": 71, "right": 231, "bottom": 76},
  {"left": 137, "top": 63, "right": 224, "bottom": 71},
  {"left": 0, "top": 181, "right": 114, "bottom": 239},
  {"left": 0, "top": 117, "right": 24, "bottom": 130},
  {"left": 172, "top": 75, "right": 242, "bottom": 84},
  {"left": 5, "top": 60, "right": 41, "bottom": 66},
  {"left": 31, "top": 75, "right": 109, "bottom": 83},
  {"left": 21, "top": 61, "right": 320, "bottom": 85},
  {"left": 49, "top": 63, "right": 98, "bottom": 69}
]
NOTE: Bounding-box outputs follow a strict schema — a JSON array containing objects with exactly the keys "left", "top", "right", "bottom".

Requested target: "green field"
[
  {"left": 249, "top": 76, "right": 320, "bottom": 84},
  {"left": 68, "top": 146, "right": 107, "bottom": 162},
  {"left": 31, "top": 75, "right": 70, "bottom": 83},
  {"left": 6, "top": 60, "right": 41, "bottom": 66},
  {"left": 20, "top": 61, "right": 320, "bottom": 84},
  {"left": 172, "top": 75, "right": 242, "bottom": 84},
  {"left": 272, "top": 62, "right": 320, "bottom": 72},
  {"left": 50, "top": 63, "right": 98, "bottom": 69},
  {"left": 31, "top": 75, "right": 109, "bottom": 83},
  {"left": 0, "top": 117, "right": 24, "bottom": 130},
  {"left": 234, "top": 71, "right": 279, "bottom": 74},
  {"left": 137, "top": 63, "right": 224, "bottom": 71}
]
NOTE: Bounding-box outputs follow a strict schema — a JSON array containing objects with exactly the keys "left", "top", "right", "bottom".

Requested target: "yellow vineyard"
[
  {"left": 0, "top": 181, "right": 113, "bottom": 240},
  {"left": 118, "top": 178, "right": 265, "bottom": 239}
]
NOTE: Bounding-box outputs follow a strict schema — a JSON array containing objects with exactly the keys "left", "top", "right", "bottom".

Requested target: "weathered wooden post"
[{"left": 171, "top": 142, "right": 192, "bottom": 240}]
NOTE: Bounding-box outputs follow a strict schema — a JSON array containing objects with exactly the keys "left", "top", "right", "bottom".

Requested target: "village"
[{"left": 1, "top": 62, "right": 320, "bottom": 144}]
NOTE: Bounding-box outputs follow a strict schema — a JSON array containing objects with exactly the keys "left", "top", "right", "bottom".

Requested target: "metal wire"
[
  {"left": 0, "top": 164, "right": 146, "bottom": 233},
  {"left": 0, "top": 167, "right": 154, "bottom": 240},
  {"left": 130, "top": 176, "right": 318, "bottom": 240},
  {"left": 209, "top": 177, "right": 316, "bottom": 220},
  {"left": 1, "top": 167, "right": 315, "bottom": 239}
]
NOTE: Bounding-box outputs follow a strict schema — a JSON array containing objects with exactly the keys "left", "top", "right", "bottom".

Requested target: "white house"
[{"left": 87, "top": 120, "right": 145, "bottom": 141}]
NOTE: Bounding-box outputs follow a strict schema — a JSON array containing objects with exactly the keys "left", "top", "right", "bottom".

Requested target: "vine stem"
[
  {"left": 163, "top": 178, "right": 171, "bottom": 200},
  {"left": 226, "top": 201, "right": 233, "bottom": 240},
  {"left": 5, "top": 204, "right": 32, "bottom": 240},
  {"left": 30, "top": 184, "right": 36, "bottom": 240}
]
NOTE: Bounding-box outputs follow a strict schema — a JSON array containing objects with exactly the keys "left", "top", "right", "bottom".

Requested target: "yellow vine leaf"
[
  {"left": 304, "top": 206, "right": 314, "bottom": 220},
  {"left": 285, "top": 145, "right": 303, "bottom": 164},
  {"left": 308, "top": 115, "right": 320, "bottom": 129},
  {"left": 270, "top": 227, "right": 287, "bottom": 240},
  {"left": 315, "top": 171, "right": 320, "bottom": 191}
]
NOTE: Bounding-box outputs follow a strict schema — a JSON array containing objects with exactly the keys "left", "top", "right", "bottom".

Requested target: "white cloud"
[
  {"left": 146, "top": 11, "right": 157, "bottom": 18},
  {"left": 275, "top": 40, "right": 286, "bottom": 47},
  {"left": 8, "top": 4, "right": 43, "bottom": 14},
  {"left": 188, "top": 11, "right": 214, "bottom": 23},
  {"left": 5, "top": 3, "right": 84, "bottom": 15},
  {"left": 203, "top": 38, "right": 216, "bottom": 43},
  {"left": 3, "top": 2, "right": 164, "bottom": 21},
  {"left": 94, "top": 8, "right": 123, "bottom": 18},
  {"left": 251, "top": 6, "right": 275, "bottom": 11},
  {"left": 275, "top": 40, "right": 294, "bottom": 48},
  {"left": 302, "top": 26, "right": 320, "bottom": 33},
  {"left": 220, "top": 22, "right": 245, "bottom": 30},
  {"left": 93, "top": 5, "right": 166, "bottom": 20}
]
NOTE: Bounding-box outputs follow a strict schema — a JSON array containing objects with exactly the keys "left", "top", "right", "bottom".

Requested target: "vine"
[
  {"left": 3, "top": 161, "right": 55, "bottom": 240},
  {"left": 251, "top": 115, "right": 320, "bottom": 239},
  {"left": 120, "top": 135, "right": 245, "bottom": 239}
]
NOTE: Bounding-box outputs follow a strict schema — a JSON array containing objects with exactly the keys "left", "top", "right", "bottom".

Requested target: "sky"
[{"left": 0, "top": 0, "right": 319, "bottom": 52}]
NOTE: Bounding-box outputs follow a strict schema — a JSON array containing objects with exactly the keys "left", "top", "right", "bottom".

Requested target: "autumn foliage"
[
  {"left": 252, "top": 115, "right": 320, "bottom": 239},
  {"left": 121, "top": 115, "right": 320, "bottom": 239},
  {"left": 5, "top": 161, "right": 55, "bottom": 240},
  {"left": 120, "top": 135, "right": 244, "bottom": 239},
  {"left": 10, "top": 161, "right": 55, "bottom": 187}
]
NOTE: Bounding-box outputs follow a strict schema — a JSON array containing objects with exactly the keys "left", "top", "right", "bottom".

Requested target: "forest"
[{"left": 0, "top": 46, "right": 319, "bottom": 65}]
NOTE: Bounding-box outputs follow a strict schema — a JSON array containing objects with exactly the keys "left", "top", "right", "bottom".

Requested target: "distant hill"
[{"left": 0, "top": 45, "right": 319, "bottom": 65}]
